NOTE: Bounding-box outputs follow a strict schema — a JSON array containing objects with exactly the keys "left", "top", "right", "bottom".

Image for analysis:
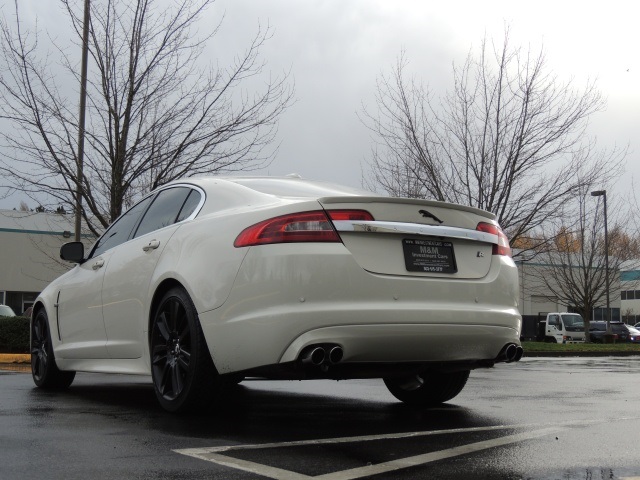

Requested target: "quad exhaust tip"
[
  {"left": 300, "top": 344, "right": 344, "bottom": 366},
  {"left": 499, "top": 343, "right": 523, "bottom": 363}
]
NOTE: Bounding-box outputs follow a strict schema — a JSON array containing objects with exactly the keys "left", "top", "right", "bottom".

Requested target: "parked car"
[
  {"left": 634, "top": 322, "right": 640, "bottom": 329},
  {"left": 626, "top": 325, "right": 640, "bottom": 343},
  {"left": 0, "top": 305, "right": 16, "bottom": 317},
  {"left": 30, "top": 176, "right": 522, "bottom": 412},
  {"left": 589, "top": 321, "right": 631, "bottom": 343}
]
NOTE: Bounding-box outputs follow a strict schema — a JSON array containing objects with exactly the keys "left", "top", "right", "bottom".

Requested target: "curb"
[
  {"left": 2, "top": 351, "right": 639, "bottom": 365},
  {"left": 0, "top": 354, "right": 31, "bottom": 364},
  {"left": 523, "top": 351, "right": 640, "bottom": 357}
]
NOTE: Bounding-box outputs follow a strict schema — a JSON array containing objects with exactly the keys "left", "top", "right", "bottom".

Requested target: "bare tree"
[
  {"left": 0, "top": 0, "right": 293, "bottom": 235},
  {"left": 527, "top": 191, "right": 639, "bottom": 341},
  {"left": 361, "top": 31, "right": 624, "bottom": 250}
]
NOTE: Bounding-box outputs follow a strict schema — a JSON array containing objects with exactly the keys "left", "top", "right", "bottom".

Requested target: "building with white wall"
[
  {"left": 0, "top": 210, "right": 95, "bottom": 315},
  {"left": 620, "top": 266, "right": 640, "bottom": 324}
]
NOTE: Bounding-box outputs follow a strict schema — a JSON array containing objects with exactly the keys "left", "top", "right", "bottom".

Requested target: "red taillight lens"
[
  {"left": 476, "top": 222, "right": 512, "bottom": 257},
  {"left": 234, "top": 211, "right": 340, "bottom": 247},
  {"left": 327, "top": 210, "right": 375, "bottom": 221}
]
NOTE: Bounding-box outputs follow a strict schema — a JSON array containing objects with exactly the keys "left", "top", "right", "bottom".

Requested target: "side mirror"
[{"left": 60, "top": 242, "right": 85, "bottom": 263}]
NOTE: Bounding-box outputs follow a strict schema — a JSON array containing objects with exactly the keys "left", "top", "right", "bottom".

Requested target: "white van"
[{"left": 541, "top": 313, "right": 585, "bottom": 343}]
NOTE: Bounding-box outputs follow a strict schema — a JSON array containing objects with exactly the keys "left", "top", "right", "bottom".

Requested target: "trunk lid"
[{"left": 319, "top": 196, "right": 501, "bottom": 280}]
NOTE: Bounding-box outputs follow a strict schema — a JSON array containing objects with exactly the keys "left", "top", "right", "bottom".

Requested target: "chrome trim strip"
[{"left": 332, "top": 220, "right": 498, "bottom": 244}]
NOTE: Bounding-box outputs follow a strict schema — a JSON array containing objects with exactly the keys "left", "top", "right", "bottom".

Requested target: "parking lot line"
[
  {"left": 175, "top": 422, "right": 541, "bottom": 456},
  {"left": 313, "top": 427, "right": 562, "bottom": 480},
  {"left": 174, "top": 424, "right": 562, "bottom": 479},
  {"left": 201, "top": 453, "right": 314, "bottom": 480}
]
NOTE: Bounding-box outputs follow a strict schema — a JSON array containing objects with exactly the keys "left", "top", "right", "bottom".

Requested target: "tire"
[
  {"left": 383, "top": 370, "right": 470, "bottom": 406},
  {"left": 150, "top": 287, "right": 219, "bottom": 413},
  {"left": 31, "top": 309, "right": 76, "bottom": 389}
]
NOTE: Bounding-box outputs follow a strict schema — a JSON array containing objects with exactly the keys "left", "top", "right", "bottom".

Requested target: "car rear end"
[
  {"left": 198, "top": 187, "right": 521, "bottom": 377},
  {"left": 627, "top": 326, "right": 640, "bottom": 343}
]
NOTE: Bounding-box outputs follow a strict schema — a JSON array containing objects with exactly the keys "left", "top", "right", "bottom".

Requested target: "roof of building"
[{"left": 0, "top": 210, "right": 84, "bottom": 238}]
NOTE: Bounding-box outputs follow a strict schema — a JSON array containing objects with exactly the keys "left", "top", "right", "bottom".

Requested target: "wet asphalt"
[{"left": 1, "top": 357, "right": 639, "bottom": 479}]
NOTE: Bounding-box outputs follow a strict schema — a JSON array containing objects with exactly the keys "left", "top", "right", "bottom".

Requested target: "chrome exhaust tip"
[
  {"left": 497, "top": 343, "right": 522, "bottom": 363},
  {"left": 514, "top": 345, "right": 524, "bottom": 362},
  {"left": 505, "top": 344, "right": 518, "bottom": 362},
  {"left": 301, "top": 347, "right": 326, "bottom": 366},
  {"left": 328, "top": 346, "right": 343, "bottom": 364}
]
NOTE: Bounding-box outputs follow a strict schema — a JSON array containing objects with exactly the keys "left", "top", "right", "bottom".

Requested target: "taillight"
[
  {"left": 476, "top": 222, "right": 512, "bottom": 257},
  {"left": 327, "top": 210, "right": 374, "bottom": 221},
  {"left": 234, "top": 211, "right": 340, "bottom": 247}
]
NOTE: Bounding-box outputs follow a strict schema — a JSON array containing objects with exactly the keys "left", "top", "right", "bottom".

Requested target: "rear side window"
[
  {"left": 91, "top": 196, "right": 154, "bottom": 258},
  {"left": 134, "top": 187, "right": 191, "bottom": 238},
  {"left": 176, "top": 189, "right": 202, "bottom": 222}
]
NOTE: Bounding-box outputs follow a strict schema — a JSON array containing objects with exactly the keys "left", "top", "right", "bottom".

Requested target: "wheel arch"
[
  {"left": 32, "top": 300, "right": 46, "bottom": 319},
  {"left": 148, "top": 278, "right": 188, "bottom": 345},
  {"left": 31, "top": 300, "right": 51, "bottom": 339}
]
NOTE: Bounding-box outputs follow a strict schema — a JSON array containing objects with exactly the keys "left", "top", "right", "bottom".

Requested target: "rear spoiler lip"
[{"left": 318, "top": 196, "right": 496, "bottom": 221}]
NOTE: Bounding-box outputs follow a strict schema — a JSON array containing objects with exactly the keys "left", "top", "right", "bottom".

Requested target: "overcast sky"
[
  {"left": 209, "top": 0, "right": 639, "bottom": 195},
  {"left": 1, "top": 0, "right": 638, "bottom": 209}
]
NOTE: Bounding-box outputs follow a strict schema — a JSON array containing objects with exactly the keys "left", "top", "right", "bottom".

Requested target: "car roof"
[{"left": 179, "top": 175, "right": 376, "bottom": 198}]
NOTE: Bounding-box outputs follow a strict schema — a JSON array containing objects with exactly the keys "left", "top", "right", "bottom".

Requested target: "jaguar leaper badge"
[{"left": 419, "top": 209, "right": 444, "bottom": 224}]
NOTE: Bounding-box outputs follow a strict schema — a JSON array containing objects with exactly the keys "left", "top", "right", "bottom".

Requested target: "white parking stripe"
[
  {"left": 176, "top": 422, "right": 537, "bottom": 456},
  {"left": 174, "top": 419, "right": 632, "bottom": 479},
  {"left": 175, "top": 417, "right": 628, "bottom": 456},
  {"left": 175, "top": 425, "right": 562, "bottom": 479},
  {"left": 202, "top": 453, "right": 313, "bottom": 480},
  {"left": 313, "top": 427, "right": 561, "bottom": 480}
]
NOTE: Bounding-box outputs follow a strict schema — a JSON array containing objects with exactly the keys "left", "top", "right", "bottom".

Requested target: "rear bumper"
[
  {"left": 279, "top": 323, "right": 519, "bottom": 364},
  {"left": 198, "top": 243, "right": 521, "bottom": 374}
]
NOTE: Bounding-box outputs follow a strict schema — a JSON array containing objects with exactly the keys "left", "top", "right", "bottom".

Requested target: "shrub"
[{"left": 0, "top": 316, "right": 30, "bottom": 353}]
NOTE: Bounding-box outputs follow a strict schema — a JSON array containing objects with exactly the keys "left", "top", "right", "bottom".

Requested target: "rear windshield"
[{"left": 229, "top": 178, "right": 373, "bottom": 198}]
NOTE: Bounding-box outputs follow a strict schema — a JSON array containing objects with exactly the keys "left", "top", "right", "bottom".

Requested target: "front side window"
[
  {"left": 134, "top": 187, "right": 193, "bottom": 238},
  {"left": 91, "top": 196, "right": 154, "bottom": 258}
]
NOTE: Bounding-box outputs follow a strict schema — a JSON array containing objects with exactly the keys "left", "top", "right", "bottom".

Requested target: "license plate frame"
[{"left": 402, "top": 238, "right": 457, "bottom": 273}]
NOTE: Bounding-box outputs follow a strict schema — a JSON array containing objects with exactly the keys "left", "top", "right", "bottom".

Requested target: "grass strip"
[{"left": 522, "top": 341, "right": 640, "bottom": 353}]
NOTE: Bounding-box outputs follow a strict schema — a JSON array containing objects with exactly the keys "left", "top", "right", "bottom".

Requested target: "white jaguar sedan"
[{"left": 31, "top": 176, "right": 522, "bottom": 412}]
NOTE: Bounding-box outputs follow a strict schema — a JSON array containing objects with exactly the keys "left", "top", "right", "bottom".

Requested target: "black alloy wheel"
[
  {"left": 31, "top": 309, "right": 75, "bottom": 389},
  {"left": 150, "top": 287, "right": 218, "bottom": 412}
]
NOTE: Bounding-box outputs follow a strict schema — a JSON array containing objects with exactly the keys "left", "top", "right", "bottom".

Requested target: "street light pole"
[
  {"left": 74, "top": 0, "right": 90, "bottom": 242},
  {"left": 591, "top": 190, "right": 610, "bottom": 334}
]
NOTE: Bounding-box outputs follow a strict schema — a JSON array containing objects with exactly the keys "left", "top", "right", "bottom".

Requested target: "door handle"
[
  {"left": 143, "top": 240, "right": 160, "bottom": 252},
  {"left": 92, "top": 259, "right": 105, "bottom": 270}
]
